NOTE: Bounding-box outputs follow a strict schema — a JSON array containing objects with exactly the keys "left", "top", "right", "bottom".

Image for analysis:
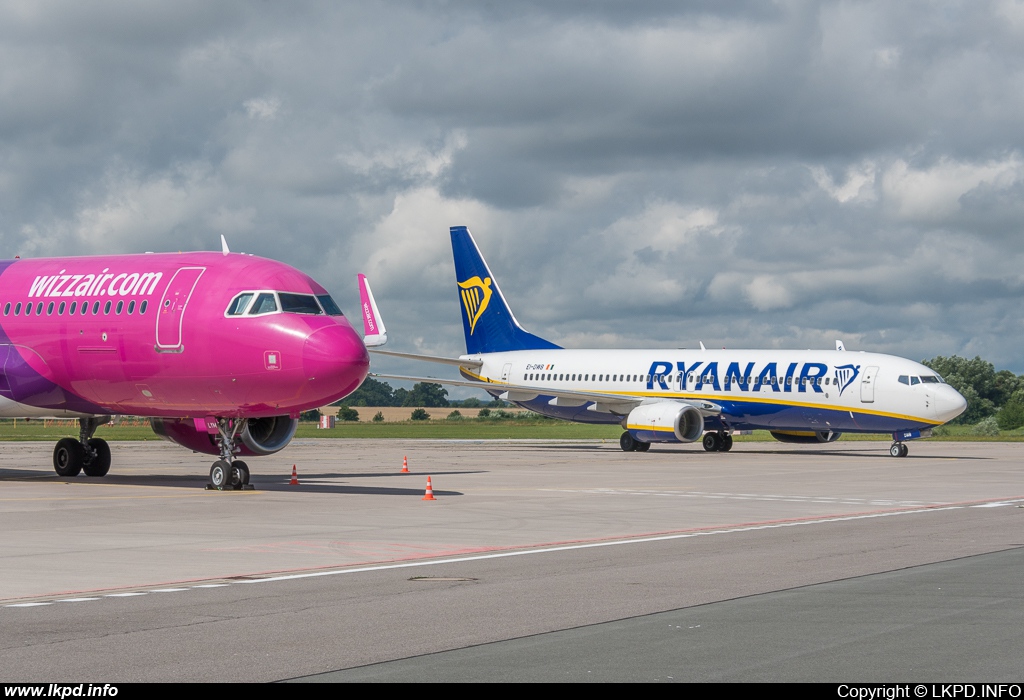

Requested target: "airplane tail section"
[{"left": 450, "top": 226, "right": 561, "bottom": 354}]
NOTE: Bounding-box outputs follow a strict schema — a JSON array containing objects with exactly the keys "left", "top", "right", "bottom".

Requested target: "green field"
[{"left": 2, "top": 418, "right": 1023, "bottom": 442}]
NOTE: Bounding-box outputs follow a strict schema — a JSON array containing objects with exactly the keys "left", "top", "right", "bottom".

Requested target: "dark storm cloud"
[{"left": 2, "top": 0, "right": 1024, "bottom": 390}]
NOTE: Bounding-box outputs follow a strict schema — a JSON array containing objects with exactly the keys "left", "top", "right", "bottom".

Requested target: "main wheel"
[
  {"left": 702, "top": 433, "right": 720, "bottom": 452},
  {"left": 231, "top": 461, "right": 250, "bottom": 489},
  {"left": 889, "top": 443, "right": 902, "bottom": 457},
  {"left": 899, "top": 443, "right": 909, "bottom": 458},
  {"left": 720, "top": 434, "right": 734, "bottom": 452},
  {"left": 619, "top": 432, "right": 637, "bottom": 452},
  {"left": 83, "top": 438, "right": 111, "bottom": 477},
  {"left": 636, "top": 441, "right": 651, "bottom": 452},
  {"left": 210, "top": 460, "right": 232, "bottom": 489},
  {"left": 53, "top": 438, "right": 85, "bottom": 477}
]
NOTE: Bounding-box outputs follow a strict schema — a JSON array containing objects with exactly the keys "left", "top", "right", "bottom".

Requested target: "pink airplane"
[{"left": 1, "top": 242, "right": 369, "bottom": 489}]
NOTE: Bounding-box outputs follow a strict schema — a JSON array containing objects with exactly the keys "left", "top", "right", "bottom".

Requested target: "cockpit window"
[
  {"left": 316, "top": 294, "right": 344, "bottom": 316},
  {"left": 911, "top": 376, "right": 921, "bottom": 385},
  {"left": 249, "top": 293, "right": 278, "bottom": 315},
  {"left": 899, "top": 375, "right": 909, "bottom": 385},
  {"left": 279, "top": 293, "right": 323, "bottom": 315},
  {"left": 226, "top": 293, "right": 254, "bottom": 316},
  {"left": 919, "top": 375, "right": 940, "bottom": 384}
]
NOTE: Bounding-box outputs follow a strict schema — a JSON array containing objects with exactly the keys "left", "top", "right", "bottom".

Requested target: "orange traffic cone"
[
  {"left": 290, "top": 464, "right": 299, "bottom": 486},
  {"left": 422, "top": 476, "right": 436, "bottom": 501},
  {"left": 401, "top": 456, "right": 409, "bottom": 473}
]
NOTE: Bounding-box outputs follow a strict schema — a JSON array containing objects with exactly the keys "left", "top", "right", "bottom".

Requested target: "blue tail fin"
[{"left": 450, "top": 226, "right": 561, "bottom": 354}]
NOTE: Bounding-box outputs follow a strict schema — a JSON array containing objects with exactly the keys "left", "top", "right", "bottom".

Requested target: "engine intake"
[
  {"left": 624, "top": 402, "right": 705, "bottom": 443},
  {"left": 150, "top": 416, "right": 299, "bottom": 457}
]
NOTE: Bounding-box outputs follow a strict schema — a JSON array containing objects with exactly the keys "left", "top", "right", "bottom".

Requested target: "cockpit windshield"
[
  {"left": 279, "top": 293, "right": 323, "bottom": 315},
  {"left": 898, "top": 374, "right": 944, "bottom": 386},
  {"left": 316, "top": 294, "right": 344, "bottom": 316}
]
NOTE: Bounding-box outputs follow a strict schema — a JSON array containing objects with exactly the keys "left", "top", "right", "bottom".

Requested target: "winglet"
[
  {"left": 699, "top": 341, "right": 706, "bottom": 351},
  {"left": 836, "top": 339, "right": 846, "bottom": 351},
  {"left": 220, "top": 235, "right": 230, "bottom": 255},
  {"left": 357, "top": 274, "right": 388, "bottom": 347}
]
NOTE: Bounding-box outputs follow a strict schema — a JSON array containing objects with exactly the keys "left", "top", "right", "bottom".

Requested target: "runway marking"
[
  {"left": 151, "top": 588, "right": 189, "bottom": 593},
  {"left": 540, "top": 488, "right": 937, "bottom": 507},
  {"left": 4, "top": 496, "right": 1022, "bottom": 611},
  {"left": 237, "top": 504, "right": 969, "bottom": 585}
]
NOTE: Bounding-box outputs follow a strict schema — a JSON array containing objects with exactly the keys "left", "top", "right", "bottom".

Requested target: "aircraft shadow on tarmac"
[
  {"left": 513, "top": 443, "right": 989, "bottom": 459},
  {"left": 0, "top": 468, "right": 476, "bottom": 496}
]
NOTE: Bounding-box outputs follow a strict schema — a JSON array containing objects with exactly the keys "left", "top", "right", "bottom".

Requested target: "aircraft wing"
[
  {"left": 370, "top": 372, "right": 721, "bottom": 417},
  {"left": 369, "top": 350, "right": 484, "bottom": 369}
]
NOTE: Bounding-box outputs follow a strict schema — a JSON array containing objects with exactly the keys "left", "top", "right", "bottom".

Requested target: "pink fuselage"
[{"left": 0, "top": 253, "right": 369, "bottom": 419}]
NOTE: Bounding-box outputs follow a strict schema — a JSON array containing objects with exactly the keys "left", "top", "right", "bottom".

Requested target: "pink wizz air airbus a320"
[{"left": 0, "top": 241, "right": 369, "bottom": 488}]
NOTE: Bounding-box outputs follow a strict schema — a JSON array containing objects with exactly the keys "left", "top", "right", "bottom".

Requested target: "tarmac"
[{"left": 0, "top": 438, "right": 1020, "bottom": 682}]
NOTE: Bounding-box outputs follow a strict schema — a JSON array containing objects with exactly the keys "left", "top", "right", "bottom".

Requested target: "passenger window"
[
  {"left": 2, "top": 303, "right": 8, "bottom": 316},
  {"left": 103, "top": 301, "right": 111, "bottom": 315},
  {"left": 70, "top": 302, "right": 77, "bottom": 315},
  {"left": 15, "top": 302, "right": 21, "bottom": 315},
  {"left": 58, "top": 302, "right": 65, "bottom": 315},
  {"left": 36, "top": 302, "right": 43, "bottom": 315},
  {"left": 249, "top": 293, "right": 278, "bottom": 315},
  {"left": 25, "top": 303, "right": 32, "bottom": 316},
  {"left": 115, "top": 301, "right": 123, "bottom": 315},
  {"left": 46, "top": 302, "right": 54, "bottom": 315},
  {"left": 140, "top": 300, "right": 148, "bottom": 314},
  {"left": 92, "top": 301, "right": 100, "bottom": 315},
  {"left": 127, "top": 301, "right": 135, "bottom": 315},
  {"left": 226, "top": 293, "right": 254, "bottom": 316}
]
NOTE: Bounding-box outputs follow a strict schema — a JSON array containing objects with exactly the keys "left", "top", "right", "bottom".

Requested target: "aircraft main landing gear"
[
  {"left": 619, "top": 432, "right": 651, "bottom": 452},
  {"left": 889, "top": 442, "right": 909, "bottom": 458},
  {"left": 52, "top": 417, "right": 112, "bottom": 478},
  {"left": 207, "top": 418, "right": 253, "bottom": 490},
  {"left": 702, "top": 431, "right": 733, "bottom": 452}
]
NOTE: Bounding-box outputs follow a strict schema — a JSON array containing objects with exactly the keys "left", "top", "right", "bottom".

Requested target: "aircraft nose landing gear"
[
  {"left": 890, "top": 442, "right": 909, "bottom": 458},
  {"left": 206, "top": 418, "right": 254, "bottom": 490}
]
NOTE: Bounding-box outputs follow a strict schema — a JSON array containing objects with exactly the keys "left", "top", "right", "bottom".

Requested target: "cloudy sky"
[{"left": 3, "top": 1, "right": 1023, "bottom": 394}]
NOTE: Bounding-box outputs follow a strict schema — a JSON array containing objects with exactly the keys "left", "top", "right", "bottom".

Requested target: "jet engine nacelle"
[
  {"left": 624, "top": 402, "right": 705, "bottom": 443},
  {"left": 769, "top": 430, "right": 842, "bottom": 444},
  {"left": 150, "top": 416, "right": 299, "bottom": 457}
]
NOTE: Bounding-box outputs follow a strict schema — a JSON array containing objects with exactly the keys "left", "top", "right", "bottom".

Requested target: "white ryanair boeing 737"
[{"left": 359, "top": 226, "right": 967, "bottom": 457}]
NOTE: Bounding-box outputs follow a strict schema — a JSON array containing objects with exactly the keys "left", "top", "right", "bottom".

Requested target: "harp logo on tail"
[
  {"left": 458, "top": 276, "right": 493, "bottom": 335},
  {"left": 834, "top": 364, "right": 861, "bottom": 397}
]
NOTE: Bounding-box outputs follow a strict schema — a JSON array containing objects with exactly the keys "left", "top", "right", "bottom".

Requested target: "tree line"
[{"left": 334, "top": 377, "right": 508, "bottom": 409}]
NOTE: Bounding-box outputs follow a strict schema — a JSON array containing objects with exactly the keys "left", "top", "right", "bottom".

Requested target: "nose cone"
[
  {"left": 935, "top": 385, "right": 968, "bottom": 424},
  {"left": 303, "top": 324, "right": 370, "bottom": 402}
]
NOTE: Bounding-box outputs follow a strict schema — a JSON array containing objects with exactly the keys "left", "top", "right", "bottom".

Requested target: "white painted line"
[
  {"left": 238, "top": 505, "right": 966, "bottom": 585},
  {"left": 191, "top": 584, "right": 230, "bottom": 588},
  {"left": 57, "top": 597, "right": 100, "bottom": 603},
  {"left": 972, "top": 502, "right": 1013, "bottom": 508},
  {"left": 150, "top": 588, "right": 189, "bottom": 593},
  {"left": 104, "top": 592, "right": 149, "bottom": 598},
  {"left": 5, "top": 602, "right": 52, "bottom": 608}
]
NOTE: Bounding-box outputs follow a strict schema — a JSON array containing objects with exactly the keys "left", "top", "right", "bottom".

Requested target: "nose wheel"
[
  {"left": 206, "top": 418, "right": 255, "bottom": 490},
  {"left": 890, "top": 442, "right": 909, "bottom": 457}
]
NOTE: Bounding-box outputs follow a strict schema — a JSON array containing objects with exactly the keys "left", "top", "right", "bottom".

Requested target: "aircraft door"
[
  {"left": 501, "top": 363, "right": 512, "bottom": 382},
  {"left": 860, "top": 366, "right": 879, "bottom": 403},
  {"left": 156, "top": 267, "right": 206, "bottom": 352}
]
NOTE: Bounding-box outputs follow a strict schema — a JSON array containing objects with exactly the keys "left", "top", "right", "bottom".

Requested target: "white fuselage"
[{"left": 458, "top": 348, "right": 967, "bottom": 433}]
